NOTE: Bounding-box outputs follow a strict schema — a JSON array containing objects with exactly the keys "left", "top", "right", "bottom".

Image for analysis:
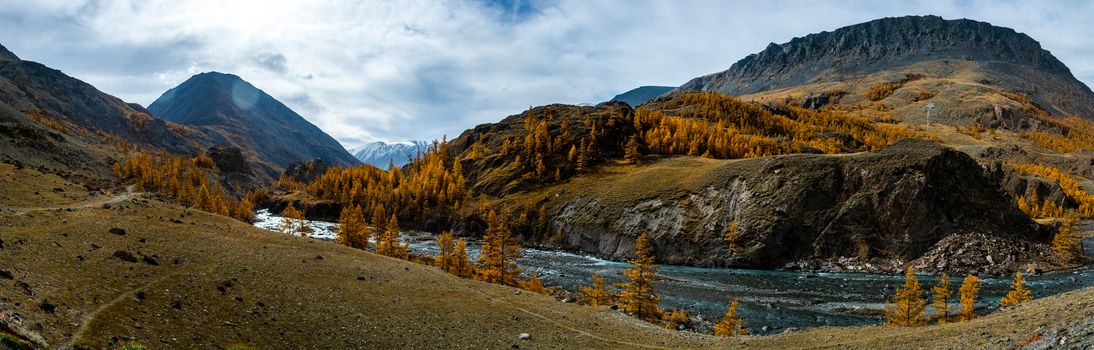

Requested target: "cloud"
[{"left": 0, "top": 0, "right": 1092, "bottom": 149}]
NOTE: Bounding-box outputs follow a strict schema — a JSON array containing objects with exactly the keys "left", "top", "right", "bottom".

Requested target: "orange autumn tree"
[
  {"left": 885, "top": 267, "right": 926, "bottom": 327},
  {"left": 999, "top": 272, "right": 1033, "bottom": 307},
  {"left": 451, "top": 238, "right": 475, "bottom": 278},
  {"left": 434, "top": 231, "right": 457, "bottom": 270},
  {"left": 1052, "top": 211, "right": 1082, "bottom": 263},
  {"left": 930, "top": 273, "right": 952, "bottom": 324},
  {"left": 616, "top": 232, "right": 662, "bottom": 322},
  {"left": 336, "top": 205, "right": 369, "bottom": 249},
  {"left": 957, "top": 274, "right": 980, "bottom": 321},
  {"left": 279, "top": 203, "right": 309, "bottom": 235},
  {"left": 522, "top": 273, "right": 547, "bottom": 294},
  {"left": 434, "top": 231, "right": 475, "bottom": 278},
  {"left": 375, "top": 214, "right": 408, "bottom": 259},
  {"left": 713, "top": 299, "right": 748, "bottom": 336},
  {"left": 580, "top": 273, "right": 613, "bottom": 306},
  {"left": 477, "top": 210, "right": 524, "bottom": 286}
]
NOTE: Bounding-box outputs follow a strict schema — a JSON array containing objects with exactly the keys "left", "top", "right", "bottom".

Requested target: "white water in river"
[{"left": 253, "top": 210, "right": 1094, "bottom": 334}]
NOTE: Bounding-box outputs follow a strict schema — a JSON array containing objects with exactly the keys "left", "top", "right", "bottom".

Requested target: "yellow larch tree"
[
  {"left": 370, "top": 205, "right": 387, "bottom": 240},
  {"left": 476, "top": 210, "right": 524, "bottom": 286},
  {"left": 616, "top": 232, "right": 662, "bottom": 322},
  {"left": 957, "top": 274, "right": 980, "bottom": 321},
  {"left": 279, "top": 203, "right": 309, "bottom": 235},
  {"left": 336, "top": 205, "right": 369, "bottom": 249},
  {"left": 624, "top": 135, "right": 641, "bottom": 164},
  {"left": 1052, "top": 211, "right": 1082, "bottom": 263},
  {"left": 580, "top": 273, "right": 613, "bottom": 306},
  {"left": 522, "top": 273, "right": 547, "bottom": 294},
  {"left": 375, "top": 214, "right": 407, "bottom": 259},
  {"left": 434, "top": 231, "right": 456, "bottom": 271},
  {"left": 930, "top": 273, "right": 952, "bottom": 324},
  {"left": 713, "top": 299, "right": 748, "bottom": 336},
  {"left": 885, "top": 267, "right": 926, "bottom": 327},
  {"left": 999, "top": 272, "right": 1033, "bottom": 307},
  {"left": 451, "top": 238, "right": 475, "bottom": 278}
]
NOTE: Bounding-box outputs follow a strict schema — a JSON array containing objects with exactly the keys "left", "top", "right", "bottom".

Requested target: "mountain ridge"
[
  {"left": 676, "top": 15, "right": 1094, "bottom": 121},
  {"left": 349, "top": 140, "right": 428, "bottom": 168},
  {"left": 609, "top": 86, "right": 674, "bottom": 107}
]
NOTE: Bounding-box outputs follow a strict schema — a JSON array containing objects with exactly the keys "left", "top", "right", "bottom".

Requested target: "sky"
[{"left": 2, "top": 0, "right": 1093, "bottom": 149}]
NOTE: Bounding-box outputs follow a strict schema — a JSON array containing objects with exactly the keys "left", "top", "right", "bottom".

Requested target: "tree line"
[{"left": 114, "top": 150, "right": 255, "bottom": 223}]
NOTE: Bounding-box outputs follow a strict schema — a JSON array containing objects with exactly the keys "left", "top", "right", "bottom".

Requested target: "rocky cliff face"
[
  {"left": 677, "top": 15, "right": 1094, "bottom": 120},
  {"left": 525, "top": 139, "right": 1051, "bottom": 275}
]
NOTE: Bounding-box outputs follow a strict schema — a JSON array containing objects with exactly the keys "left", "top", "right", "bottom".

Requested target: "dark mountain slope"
[
  {"left": 0, "top": 44, "right": 273, "bottom": 191},
  {"left": 148, "top": 72, "right": 359, "bottom": 174},
  {"left": 0, "top": 43, "right": 18, "bottom": 61},
  {"left": 677, "top": 15, "right": 1094, "bottom": 123},
  {"left": 609, "top": 86, "right": 673, "bottom": 107},
  {"left": 0, "top": 54, "right": 204, "bottom": 155}
]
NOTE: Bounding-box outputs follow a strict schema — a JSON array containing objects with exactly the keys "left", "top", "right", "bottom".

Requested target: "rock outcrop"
[
  {"left": 207, "top": 147, "right": 250, "bottom": 174},
  {"left": 522, "top": 139, "right": 1051, "bottom": 275}
]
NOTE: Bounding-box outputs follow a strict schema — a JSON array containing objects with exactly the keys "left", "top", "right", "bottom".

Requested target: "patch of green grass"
[
  {"left": 0, "top": 334, "right": 30, "bottom": 350},
  {"left": 120, "top": 342, "right": 150, "bottom": 350},
  {"left": 226, "top": 344, "right": 256, "bottom": 350}
]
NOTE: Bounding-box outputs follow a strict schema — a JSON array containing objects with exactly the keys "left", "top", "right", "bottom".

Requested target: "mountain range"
[{"left": 349, "top": 140, "right": 428, "bottom": 168}]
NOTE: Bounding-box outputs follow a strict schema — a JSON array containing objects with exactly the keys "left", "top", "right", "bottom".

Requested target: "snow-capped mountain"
[{"left": 348, "top": 140, "right": 429, "bottom": 168}]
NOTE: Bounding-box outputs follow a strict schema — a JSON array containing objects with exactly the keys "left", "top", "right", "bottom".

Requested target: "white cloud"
[{"left": 1, "top": 0, "right": 1092, "bottom": 148}]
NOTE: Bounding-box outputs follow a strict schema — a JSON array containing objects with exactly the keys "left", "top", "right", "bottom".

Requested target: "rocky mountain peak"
[
  {"left": 680, "top": 15, "right": 1074, "bottom": 95},
  {"left": 148, "top": 72, "right": 359, "bottom": 169},
  {"left": 0, "top": 43, "right": 18, "bottom": 61}
]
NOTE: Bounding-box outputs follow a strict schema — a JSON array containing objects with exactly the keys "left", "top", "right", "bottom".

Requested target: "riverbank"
[{"left": 253, "top": 212, "right": 1094, "bottom": 334}]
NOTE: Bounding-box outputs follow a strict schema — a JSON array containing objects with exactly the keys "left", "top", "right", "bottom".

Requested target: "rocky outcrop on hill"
[
  {"left": 447, "top": 102, "right": 637, "bottom": 196},
  {"left": 281, "top": 159, "right": 332, "bottom": 184},
  {"left": 522, "top": 139, "right": 1051, "bottom": 275}
]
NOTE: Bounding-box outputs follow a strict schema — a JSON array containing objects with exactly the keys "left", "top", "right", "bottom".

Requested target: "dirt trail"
[
  {"left": 10, "top": 185, "right": 134, "bottom": 215},
  {"left": 64, "top": 260, "right": 221, "bottom": 349}
]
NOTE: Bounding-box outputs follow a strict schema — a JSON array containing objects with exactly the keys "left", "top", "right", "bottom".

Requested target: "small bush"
[
  {"left": 865, "top": 82, "right": 903, "bottom": 101},
  {"left": 120, "top": 342, "right": 150, "bottom": 350}
]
